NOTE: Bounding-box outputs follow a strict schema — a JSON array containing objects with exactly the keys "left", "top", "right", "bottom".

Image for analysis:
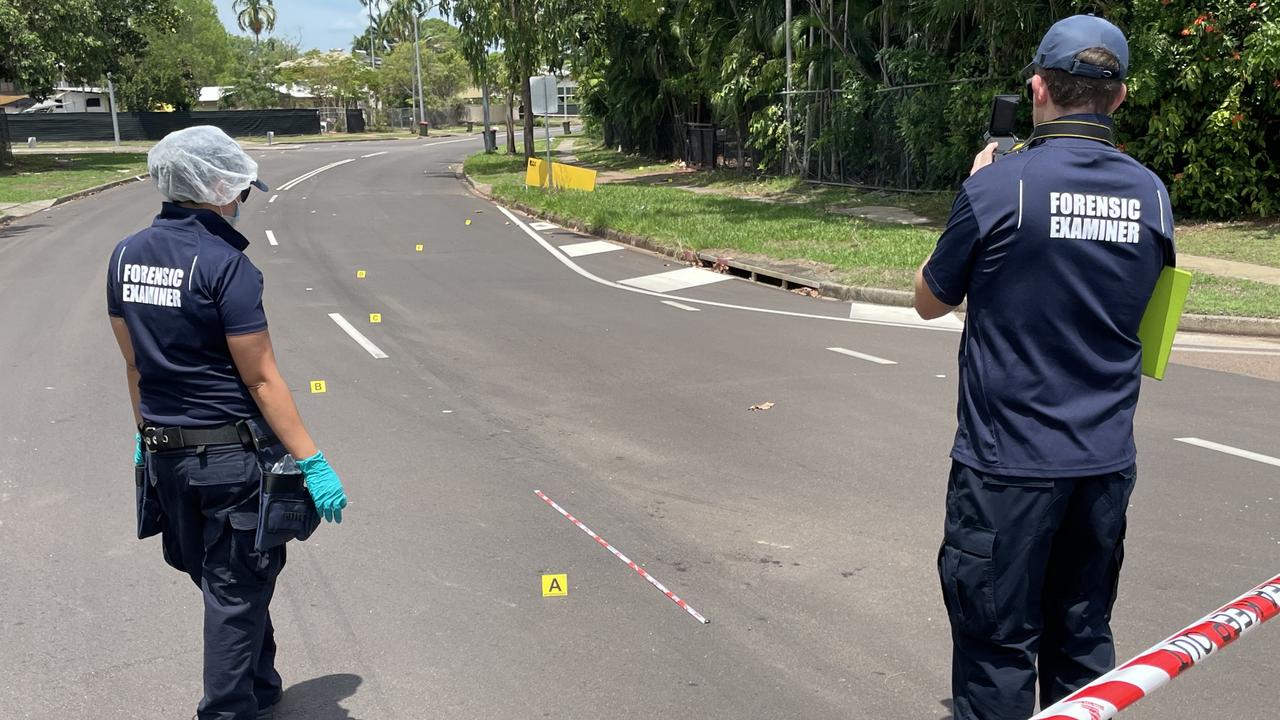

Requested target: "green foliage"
[
  {"left": 277, "top": 51, "right": 375, "bottom": 108},
  {"left": 232, "top": 0, "right": 276, "bottom": 42},
  {"left": 1113, "top": 0, "right": 1280, "bottom": 217},
  {"left": 115, "top": 0, "right": 231, "bottom": 111},
  {"left": 0, "top": 0, "right": 177, "bottom": 100},
  {"left": 446, "top": 0, "right": 1279, "bottom": 218}
]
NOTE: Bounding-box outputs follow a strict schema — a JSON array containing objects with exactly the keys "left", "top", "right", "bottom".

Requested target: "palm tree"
[{"left": 233, "top": 0, "right": 278, "bottom": 46}]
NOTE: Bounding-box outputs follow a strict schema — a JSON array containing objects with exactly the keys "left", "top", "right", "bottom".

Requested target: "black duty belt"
[{"left": 140, "top": 419, "right": 275, "bottom": 453}]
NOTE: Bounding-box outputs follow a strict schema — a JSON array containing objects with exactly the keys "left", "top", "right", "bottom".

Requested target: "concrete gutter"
[
  {"left": 460, "top": 170, "right": 1280, "bottom": 338},
  {"left": 0, "top": 173, "right": 150, "bottom": 227}
]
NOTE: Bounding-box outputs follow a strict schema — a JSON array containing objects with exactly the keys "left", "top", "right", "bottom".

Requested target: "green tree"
[
  {"left": 233, "top": 0, "right": 277, "bottom": 45},
  {"left": 277, "top": 51, "right": 375, "bottom": 109},
  {"left": 0, "top": 0, "right": 177, "bottom": 159},
  {"left": 115, "top": 0, "right": 231, "bottom": 111}
]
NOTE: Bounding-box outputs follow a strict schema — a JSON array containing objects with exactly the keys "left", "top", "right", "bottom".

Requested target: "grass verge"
[
  {"left": 1177, "top": 222, "right": 1280, "bottom": 268},
  {"left": 465, "top": 144, "right": 1279, "bottom": 319},
  {"left": 0, "top": 153, "right": 149, "bottom": 206}
]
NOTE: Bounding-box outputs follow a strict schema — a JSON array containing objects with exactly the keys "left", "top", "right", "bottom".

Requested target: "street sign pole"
[{"left": 530, "top": 75, "right": 558, "bottom": 190}]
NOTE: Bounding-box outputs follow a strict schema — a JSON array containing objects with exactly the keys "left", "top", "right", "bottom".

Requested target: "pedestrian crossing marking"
[
  {"left": 542, "top": 574, "right": 568, "bottom": 597},
  {"left": 619, "top": 267, "right": 733, "bottom": 293},
  {"left": 559, "top": 240, "right": 622, "bottom": 258}
]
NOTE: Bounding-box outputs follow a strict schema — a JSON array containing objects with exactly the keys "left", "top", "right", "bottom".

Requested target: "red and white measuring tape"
[
  {"left": 1031, "top": 572, "right": 1280, "bottom": 720},
  {"left": 534, "top": 489, "right": 709, "bottom": 624}
]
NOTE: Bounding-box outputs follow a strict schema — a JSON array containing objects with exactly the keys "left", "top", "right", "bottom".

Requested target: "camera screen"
[{"left": 988, "top": 95, "right": 1020, "bottom": 136}]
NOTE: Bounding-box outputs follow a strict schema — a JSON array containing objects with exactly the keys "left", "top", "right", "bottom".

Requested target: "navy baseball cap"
[{"left": 1023, "top": 15, "right": 1129, "bottom": 80}]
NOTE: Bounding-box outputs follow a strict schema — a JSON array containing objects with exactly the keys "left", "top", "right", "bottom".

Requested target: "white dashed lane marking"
[
  {"left": 361, "top": 151, "right": 388, "bottom": 158},
  {"left": 559, "top": 240, "right": 623, "bottom": 258},
  {"left": 619, "top": 267, "right": 733, "bottom": 294},
  {"left": 530, "top": 221, "right": 558, "bottom": 231},
  {"left": 265, "top": 230, "right": 278, "bottom": 246},
  {"left": 827, "top": 347, "right": 897, "bottom": 366},
  {"left": 1175, "top": 438, "right": 1280, "bottom": 469}
]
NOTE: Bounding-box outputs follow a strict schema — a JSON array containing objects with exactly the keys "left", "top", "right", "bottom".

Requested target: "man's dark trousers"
[
  {"left": 939, "top": 461, "right": 1136, "bottom": 720},
  {"left": 150, "top": 443, "right": 287, "bottom": 720}
]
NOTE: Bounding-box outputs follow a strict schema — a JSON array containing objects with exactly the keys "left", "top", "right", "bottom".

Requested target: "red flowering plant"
[{"left": 1111, "top": 0, "right": 1280, "bottom": 216}]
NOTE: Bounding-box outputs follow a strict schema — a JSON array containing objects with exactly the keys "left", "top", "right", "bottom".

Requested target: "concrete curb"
[
  {"left": 467, "top": 169, "right": 1280, "bottom": 338},
  {"left": 1, "top": 173, "right": 150, "bottom": 227}
]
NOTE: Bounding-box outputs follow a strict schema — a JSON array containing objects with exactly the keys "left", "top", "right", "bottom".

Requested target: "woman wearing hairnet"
[{"left": 106, "top": 126, "right": 348, "bottom": 720}]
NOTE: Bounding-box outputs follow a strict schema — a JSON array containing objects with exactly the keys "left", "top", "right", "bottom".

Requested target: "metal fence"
[{"left": 786, "top": 77, "right": 1011, "bottom": 191}]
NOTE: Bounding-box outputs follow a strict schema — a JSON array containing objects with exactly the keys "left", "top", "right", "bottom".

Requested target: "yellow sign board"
[
  {"left": 525, "top": 158, "right": 597, "bottom": 192},
  {"left": 309, "top": 380, "right": 327, "bottom": 394},
  {"left": 369, "top": 313, "right": 382, "bottom": 324},
  {"left": 541, "top": 573, "right": 568, "bottom": 597}
]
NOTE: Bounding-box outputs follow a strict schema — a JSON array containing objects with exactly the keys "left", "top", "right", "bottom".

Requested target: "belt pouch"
[
  {"left": 256, "top": 469, "right": 321, "bottom": 552},
  {"left": 135, "top": 463, "right": 163, "bottom": 540}
]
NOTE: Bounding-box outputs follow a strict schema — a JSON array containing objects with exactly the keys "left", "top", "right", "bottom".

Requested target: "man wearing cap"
[
  {"left": 107, "top": 126, "right": 350, "bottom": 719},
  {"left": 912, "top": 16, "right": 1176, "bottom": 720}
]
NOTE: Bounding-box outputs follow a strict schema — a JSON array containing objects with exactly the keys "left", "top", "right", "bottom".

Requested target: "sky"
[{"left": 212, "top": 1, "right": 448, "bottom": 52}]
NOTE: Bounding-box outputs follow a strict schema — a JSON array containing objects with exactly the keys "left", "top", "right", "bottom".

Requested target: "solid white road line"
[
  {"left": 530, "top": 221, "right": 558, "bottom": 231},
  {"left": 620, "top": 267, "right": 733, "bottom": 293},
  {"left": 268, "top": 194, "right": 278, "bottom": 203},
  {"left": 265, "top": 230, "right": 278, "bottom": 246},
  {"left": 278, "top": 158, "right": 355, "bottom": 191},
  {"left": 1175, "top": 437, "right": 1280, "bottom": 469},
  {"left": 827, "top": 346, "right": 898, "bottom": 365},
  {"left": 421, "top": 136, "right": 482, "bottom": 148},
  {"left": 495, "top": 205, "right": 962, "bottom": 332},
  {"left": 559, "top": 240, "right": 622, "bottom": 258},
  {"left": 361, "top": 151, "right": 388, "bottom": 158},
  {"left": 661, "top": 300, "right": 701, "bottom": 312},
  {"left": 327, "top": 313, "right": 389, "bottom": 359},
  {"left": 848, "top": 301, "right": 963, "bottom": 330},
  {"left": 1172, "top": 346, "right": 1280, "bottom": 357}
]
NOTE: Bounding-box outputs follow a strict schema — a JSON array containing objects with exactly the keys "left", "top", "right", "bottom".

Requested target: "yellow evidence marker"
[
  {"left": 465, "top": 219, "right": 472, "bottom": 226},
  {"left": 541, "top": 573, "right": 568, "bottom": 597},
  {"left": 309, "top": 380, "right": 327, "bottom": 394},
  {"left": 415, "top": 244, "right": 424, "bottom": 252},
  {"left": 369, "top": 313, "right": 382, "bottom": 324},
  {"left": 356, "top": 270, "right": 367, "bottom": 279}
]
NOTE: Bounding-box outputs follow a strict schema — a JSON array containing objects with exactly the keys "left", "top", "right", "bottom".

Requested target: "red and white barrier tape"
[
  {"left": 1031, "top": 572, "right": 1280, "bottom": 720},
  {"left": 534, "top": 490, "right": 709, "bottom": 624}
]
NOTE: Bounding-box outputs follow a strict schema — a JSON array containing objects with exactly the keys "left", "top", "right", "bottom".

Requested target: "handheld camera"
[{"left": 984, "top": 94, "right": 1022, "bottom": 158}]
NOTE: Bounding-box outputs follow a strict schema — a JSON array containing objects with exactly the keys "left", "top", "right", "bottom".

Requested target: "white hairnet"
[{"left": 148, "top": 126, "right": 260, "bottom": 206}]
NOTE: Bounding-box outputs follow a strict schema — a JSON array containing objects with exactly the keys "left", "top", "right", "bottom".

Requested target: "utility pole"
[
  {"left": 481, "top": 41, "right": 495, "bottom": 152},
  {"left": 105, "top": 72, "right": 121, "bottom": 149},
  {"left": 784, "top": 0, "right": 793, "bottom": 175},
  {"left": 411, "top": 8, "right": 426, "bottom": 125},
  {"left": 367, "top": 0, "right": 378, "bottom": 68}
]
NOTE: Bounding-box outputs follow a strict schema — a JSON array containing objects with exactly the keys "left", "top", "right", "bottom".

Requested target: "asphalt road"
[{"left": 1, "top": 134, "right": 1277, "bottom": 720}]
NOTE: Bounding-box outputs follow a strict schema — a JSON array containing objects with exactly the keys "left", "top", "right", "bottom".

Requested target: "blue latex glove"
[
  {"left": 134, "top": 433, "right": 144, "bottom": 466},
  {"left": 298, "top": 450, "right": 348, "bottom": 523}
]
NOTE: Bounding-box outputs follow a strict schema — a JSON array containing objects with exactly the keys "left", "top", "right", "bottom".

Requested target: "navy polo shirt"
[
  {"left": 924, "top": 114, "right": 1175, "bottom": 478},
  {"left": 107, "top": 203, "right": 268, "bottom": 427}
]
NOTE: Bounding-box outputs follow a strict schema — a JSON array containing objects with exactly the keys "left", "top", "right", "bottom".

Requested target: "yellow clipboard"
[{"left": 1137, "top": 267, "right": 1192, "bottom": 380}]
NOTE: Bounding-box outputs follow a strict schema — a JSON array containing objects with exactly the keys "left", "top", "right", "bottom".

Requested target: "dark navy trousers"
[
  {"left": 148, "top": 436, "right": 287, "bottom": 720},
  {"left": 938, "top": 461, "right": 1135, "bottom": 720}
]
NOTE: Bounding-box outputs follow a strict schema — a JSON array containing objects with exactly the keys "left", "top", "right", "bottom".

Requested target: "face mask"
[{"left": 223, "top": 200, "right": 242, "bottom": 228}]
